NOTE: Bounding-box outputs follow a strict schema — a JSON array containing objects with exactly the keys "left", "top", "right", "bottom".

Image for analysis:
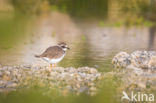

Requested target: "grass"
[{"left": 98, "top": 18, "right": 154, "bottom": 28}]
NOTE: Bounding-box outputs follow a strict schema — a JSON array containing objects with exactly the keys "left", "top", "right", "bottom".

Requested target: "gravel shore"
[{"left": 0, "top": 65, "right": 101, "bottom": 95}]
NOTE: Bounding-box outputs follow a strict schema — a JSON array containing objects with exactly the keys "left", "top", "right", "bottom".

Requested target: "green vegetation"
[
  {"left": 11, "top": 0, "right": 42, "bottom": 14},
  {"left": 0, "top": 78, "right": 120, "bottom": 103},
  {"left": 118, "top": 0, "right": 156, "bottom": 26},
  {"left": 49, "top": 0, "right": 108, "bottom": 18}
]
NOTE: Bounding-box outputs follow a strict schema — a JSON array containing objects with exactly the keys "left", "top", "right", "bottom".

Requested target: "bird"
[{"left": 35, "top": 42, "right": 70, "bottom": 67}]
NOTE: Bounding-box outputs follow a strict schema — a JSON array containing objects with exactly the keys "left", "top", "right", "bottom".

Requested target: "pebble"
[
  {"left": 2, "top": 75, "right": 10, "bottom": 81},
  {"left": 148, "top": 56, "right": 156, "bottom": 70},
  {"left": 89, "top": 68, "right": 97, "bottom": 74},
  {"left": 0, "top": 65, "right": 101, "bottom": 94},
  {"left": 89, "top": 87, "right": 97, "bottom": 91},
  {"left": 6, "top": 82, "right": 17, "bottom": 88}
]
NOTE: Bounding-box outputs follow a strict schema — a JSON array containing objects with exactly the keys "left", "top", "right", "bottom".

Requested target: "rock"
[
  {"left": 0, "top": 71, "right": 2, "bottom": 77},
  {"left": 6, "top": 82, "right": 17, "bottom": 88},
  {"left": 0, "top": 64, "right": 2, "bottom": 68},
  {"left": 4, "top": 71, "right": 10, "bottom": 75},
  {"left": 89, "top": 68, "right": 97, "bottom": 74},
  {"left": 79, "top": 86, "right": 88, "bottom": 93},
  {"left": 137, "top": 82, "right": 146, "bottom": 88},
  {"left": 23, "top": 65, "right": 32, "bottom": 69},
  {"left": 89, "top": 87, "right": 97, "bottom": 91},
  {"left": 148, "top": 56, "right": 156, "bottom": 70},
  {"left": 112, "top": 51, "right": 156, "bottom": 95},
  {"left": 77, "top": 77, "right": 82, "bottom": 82},
  {"left": 76, "top": 84, "right": 80, "bottom": 89},
  {"left": 88, "top": 83, "right": 94, "bottom": 87},
  {"left": 0, "top": 65, "right": 101, "bottom": 95},
  {"left": 0, "top": 80, "right": 8, "bottom": 87},
  {"left": 112, "top": 52, "right": 131, "bottom": 68},
  {"left": 2, "top": 75, "right": 10, "bottom": 81},
  {"left": 112, "top": 51, "right": 156, "bottom": 70}
]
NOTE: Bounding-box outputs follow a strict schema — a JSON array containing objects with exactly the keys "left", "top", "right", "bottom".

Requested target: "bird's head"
[{"left": 58, "top": 42, "right": 70, "bottom": 51}]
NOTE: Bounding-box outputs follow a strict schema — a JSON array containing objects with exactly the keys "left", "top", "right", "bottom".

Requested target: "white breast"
[{"left": 42, "top": 54, "right": 65, "bottom": 64}]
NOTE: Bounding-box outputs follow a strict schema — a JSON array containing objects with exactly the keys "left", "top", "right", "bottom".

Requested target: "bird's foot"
[
  {"left": 50, "top": 64, "right": 57, "bottom": 68},
  {"left": 54, "top": 64, "right": 56, "bottom": 67},
  {"left": 50, "top": 64, "right": 53, "bottom": 68}
]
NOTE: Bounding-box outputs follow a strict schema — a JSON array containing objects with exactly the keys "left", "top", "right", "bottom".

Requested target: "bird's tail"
[{"left": 34, "top": 54, "right": 40, "bottom": 58}]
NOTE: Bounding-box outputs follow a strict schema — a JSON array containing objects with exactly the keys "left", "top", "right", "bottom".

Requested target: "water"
[
  {"left": 0, "top": 84, "right": 119, "bottom": 103},
  {"left": 0, "top": 12, "right": 151, "bottom": 72}
]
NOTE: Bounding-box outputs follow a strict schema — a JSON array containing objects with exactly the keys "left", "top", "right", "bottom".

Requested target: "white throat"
[{"left": 62, "top": 48, "right": 67, "bottom": 51}]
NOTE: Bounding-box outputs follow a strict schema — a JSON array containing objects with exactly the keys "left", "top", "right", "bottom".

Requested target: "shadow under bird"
[{"left": 35, "top": 42, "right": 70, "bottom": 67}]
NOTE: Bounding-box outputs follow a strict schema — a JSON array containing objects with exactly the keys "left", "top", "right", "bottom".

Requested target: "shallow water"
[{"left": 0, "top": 11, "right": 153, "bottom": 72}]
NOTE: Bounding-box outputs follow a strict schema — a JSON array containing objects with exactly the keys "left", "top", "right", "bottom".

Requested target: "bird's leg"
[
  {"left": 50, "top": 64, "right": 52, "bottom": 68},
  {"left": 54, "top": 64, "right": 56, "bottom": 67}
]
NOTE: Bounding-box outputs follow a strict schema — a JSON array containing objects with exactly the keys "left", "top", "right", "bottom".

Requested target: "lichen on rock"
[{"left": 112, "top": 51, "right": 156, "bottom": 70}]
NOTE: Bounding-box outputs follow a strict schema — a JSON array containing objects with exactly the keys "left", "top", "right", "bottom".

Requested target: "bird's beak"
[{"left": 67, "top": 47, "right": 70, "bottom": 50}]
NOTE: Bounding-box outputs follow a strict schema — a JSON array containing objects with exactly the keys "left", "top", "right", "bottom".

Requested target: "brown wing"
[{"left": 40, "top": 46, "right": 65, "bottom": 59}]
